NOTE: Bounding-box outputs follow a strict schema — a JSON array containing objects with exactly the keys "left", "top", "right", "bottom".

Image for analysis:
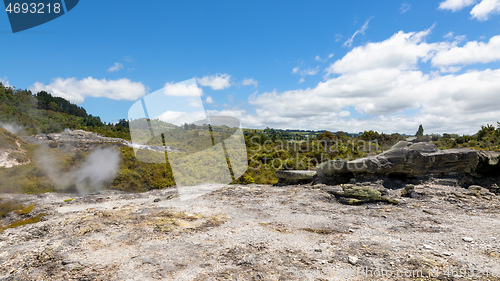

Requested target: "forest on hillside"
[{"left": 1, "top": 82, "right": 500, "bottom": 193}]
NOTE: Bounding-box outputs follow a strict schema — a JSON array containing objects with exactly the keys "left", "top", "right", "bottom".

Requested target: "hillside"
[
  {"left": 0, "top": 127, "right": 31, "bottom": 168},
  {"left": 1, "top": 81, "right": 500, "bottom": 193},
  {"left": 0, "top": 83, "right": 129, "bottom": 139}
]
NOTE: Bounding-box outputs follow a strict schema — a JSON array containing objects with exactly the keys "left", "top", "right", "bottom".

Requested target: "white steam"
[
  {"left": 1, "top": 123, "right": 24, "bottom": 134},
  {"left": 37, "top": 148, "right": 121, "bottom": 194}
]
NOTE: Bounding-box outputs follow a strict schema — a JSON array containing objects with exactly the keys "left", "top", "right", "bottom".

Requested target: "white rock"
[
  {"left": 462, "top": 237, "right": 474, "bottom": 243},
  {"left": 348, "top": 256, "right": 358, "bottom": 265},
  {"left": 422, "top": 244, "right": 434, "bottom": 250}
]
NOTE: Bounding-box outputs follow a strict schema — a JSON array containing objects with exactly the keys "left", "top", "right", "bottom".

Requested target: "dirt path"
[{"left": 1, "top": 181, "right": 499, "bottom": 280}]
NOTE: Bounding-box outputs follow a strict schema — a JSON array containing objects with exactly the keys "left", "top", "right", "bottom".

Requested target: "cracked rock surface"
[{"left": 1, "top": 181, "right": 500, "bottom": 280}]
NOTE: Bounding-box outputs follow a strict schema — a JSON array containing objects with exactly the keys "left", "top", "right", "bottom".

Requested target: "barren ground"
[{"left": 1, "top": 180, "right": 500, "bottom": 280}]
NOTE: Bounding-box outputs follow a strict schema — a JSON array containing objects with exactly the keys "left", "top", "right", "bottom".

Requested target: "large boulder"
[{"left": 316, "top": 143, "right": 494, "bottom": 184}]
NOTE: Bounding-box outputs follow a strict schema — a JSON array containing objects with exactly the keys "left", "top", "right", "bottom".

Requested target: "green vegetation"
[
  {"left": 239, "top": 129, "right": 405, "bottom": 184},
  {"left": 0, "top": 83, "right": 130, "bottom": 139},
  {"left": 0, "top": 213, "right": 45, "bottom": 234},
  {"left": 14, "top": 204, "right": 36, "bottom": 215},
  {"left": 0, "top": 200, "right": 24, "bottom": 217},
  {"left": 433, "top": 123, "right": 500, "bottom": 151},
  {"left": 0, "top": 126, "right": 27, "bottom": 150},
  {"left": 0, "top": 199, "right": 44, "bottom": 233},
  {"left": 1, "top": 82, "right": 500, "bottom": 193}
]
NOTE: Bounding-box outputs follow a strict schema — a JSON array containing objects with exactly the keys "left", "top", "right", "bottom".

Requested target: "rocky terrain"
[
  {"left": 1, "top": 179, "right": 500, "bottom": 280},
  {"left": 2, "top": 133, "right": 500, "bottom": 280},
  {"left": 23, "top": 129, "right": 180, "bottom": 153}
]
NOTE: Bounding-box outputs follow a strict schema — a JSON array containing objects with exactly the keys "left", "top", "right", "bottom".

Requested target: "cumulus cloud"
[
  {"left": 107, "top": 62, "right": 124, "bottom": 73},
  {"left": 470, "top": 0, "right": 500, "bottom": 20},
  {"left": 344, "top": 17, "right": 372, "bottom": 47},
  {"left": 156, "top": 110, "right": 207, "bottom": 126},
  {"left": 30, "top": 77, "right": 147, "bottom": 104},
  {"left": 432, "top": 35, "right": 500, "bottom": 71},
  {"left": 328, "top": 28, "right": 444, "bottom": 75},
  {"left": 439, "top": 0, "right": 477, "bottom": 11},
  {"left": 242, "top": 78, "right": 258, "bottom": 87},
  {"left": 242, "top": 28, "right": 500, "bottom": 134},
  {"left": 163, "top": 81, "right": 204, "bottom": 97},
  {"left": 439, "top": 0, "right": 500, "bottom": 20},
  {"left": 197, "top": 73, "right": 232, "bottom": 90}
]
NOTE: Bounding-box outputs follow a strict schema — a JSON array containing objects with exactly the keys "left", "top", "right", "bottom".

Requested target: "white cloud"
[
  {"left": 0, "top": 77, "right": 10, "bottom": 88},
  {"left": 246, "top": 68, "right": 500, "bottom": 134},
  {"left": 292, "top": 66, "right": 319, "bottom": 83},
  {"left": 401, "top": 3, "right": 411, "bottom": 13},
  {"left": 329, "top": 28, "right": 444, "bottom": 75},
  {"left": 344, "top": 17, "right": 373, "bottom": 47},
  {"left": 207, "top": 109, "right": 245, "bottom": 119},
  {"left": 242, "top": 28, "right": 500, "bottom": 134},
  {"left": 444, "top": 32, "right": 455, "bottom": 39},
  {"left": 432, "top": 35, "right": 500, "bottom": 70},
  {"left": 163, "top": 81, "right": 204, "bottom": 97},
  {"left": 315, "top": 53, "right": 334, "bottom": 62},
  {"left": 204, "top": 96, "right": 214, "bottom": 103},
  {"left": 29, "top": 77, "right": 146, "bottom": 104},
  {"left": 439, "top": 0, "right": 500, "bottom": 20},
  {"left": 156, "top": 110, "right": 207, "bottom": 126},
  {"left": 107, "top": 62, "right": 124, "bottom": 73},
  {"left": 439, "top": 0, "right": 477, "bottom": 11},
  {"left": 242, "top": 78, "right": 258, "bottom": 87},
  {"left": 197, "top": 73, "right": 232, "bottom": 90},
  {"left": 471, "top": 0, "right": 500, "bottom": 20}
]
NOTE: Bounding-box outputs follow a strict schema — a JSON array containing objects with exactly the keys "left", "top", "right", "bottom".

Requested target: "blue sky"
[{"left": 2, "top": 0, "right": 500, "bottom": 134}]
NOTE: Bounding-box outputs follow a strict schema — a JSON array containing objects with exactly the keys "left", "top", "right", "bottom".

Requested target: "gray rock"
[
  {"left": 348, "top": 256, "right": 358, "bottom": 265},
  {"left": 390, "top": 141, "right": 411, "bottom": 150},
  {"left": 408, "top": 142, "right": 440, "bottom": 153},
  {"left": 316, "top": 145, "right": 486, "bottom": 183},
  {"left": 275, "top": 170, "right": 316, "bottom": 185}
]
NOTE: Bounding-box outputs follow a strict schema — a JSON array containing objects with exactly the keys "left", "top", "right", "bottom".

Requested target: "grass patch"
[
  {"left": 0, "top": 213, "right": 46, "bottom": 233},
  {"left": 0, "top": 200, "right": 25, "bottom": 217},
  {"left": 301, "top": 227, "right": 336, "bottom": 235},
  {"left": 14, "top": 204, "right": 36, "bottom": 215}
]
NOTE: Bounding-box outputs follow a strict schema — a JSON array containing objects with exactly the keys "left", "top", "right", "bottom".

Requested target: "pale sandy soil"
[{"left": 1, "top": 181, "right": 500, "bottom": 281}]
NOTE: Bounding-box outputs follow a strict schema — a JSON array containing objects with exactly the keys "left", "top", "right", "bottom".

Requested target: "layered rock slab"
[{"left": 317, "top": 142, "right": 500, "bottom": 188}]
